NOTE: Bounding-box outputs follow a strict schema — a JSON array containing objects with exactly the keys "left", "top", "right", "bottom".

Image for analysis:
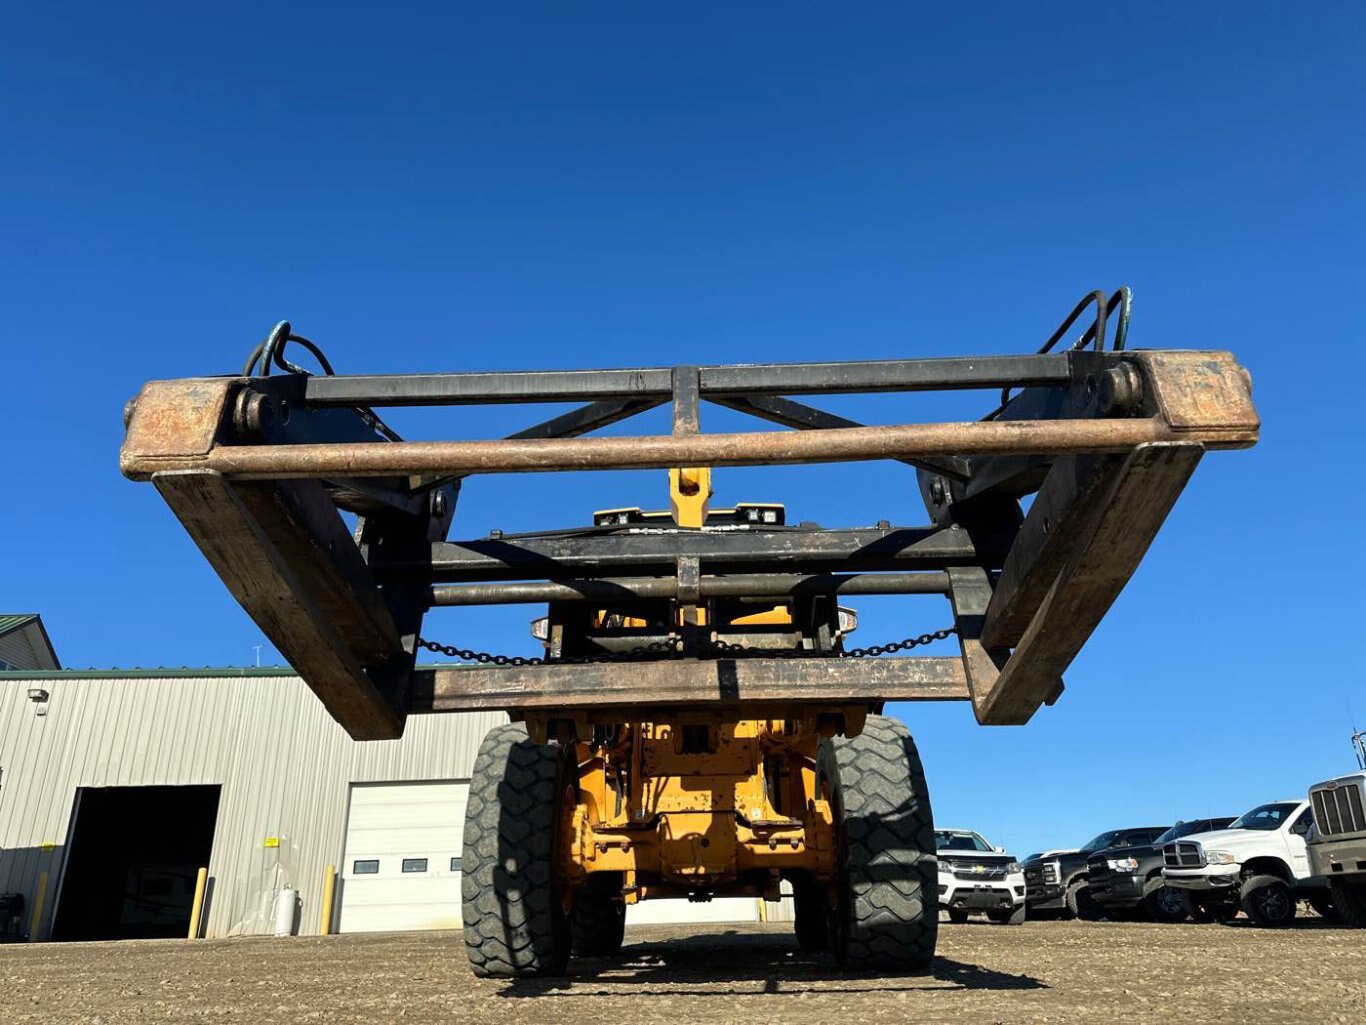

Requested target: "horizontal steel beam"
[
  {"left": 122, "top": 415, "right": 1255, "bottom": 481},
  {"left": 372, "top": 526, "right": 1006, "bottom": 583},
  {"left": 426, "top": 571, "right": 953, "bottom": 606},
  {"left": 409, "top": 656, "right": 971, "bottom": 712},
  {"left": 301, "top": 355, "right": 1075, "bottom": 407}
]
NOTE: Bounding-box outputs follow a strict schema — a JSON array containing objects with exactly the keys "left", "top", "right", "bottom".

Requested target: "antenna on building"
[{"left": 253, "top": 644, "right": 263, "bottom": 668}]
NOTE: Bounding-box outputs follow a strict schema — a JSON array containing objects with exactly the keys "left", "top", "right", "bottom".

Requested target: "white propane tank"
[{"left": 273, "top": 888, "right": 297, "bottom": 937}]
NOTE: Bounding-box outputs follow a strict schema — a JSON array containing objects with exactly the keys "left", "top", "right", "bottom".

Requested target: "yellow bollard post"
[
  {"left": 319, "top": 864, "right": 337, "bottom": 935},
  {"left": 187, "top": 866, "right": 208, "bottom": 939},
  {"left": 28, "top": 871, "right": 48, "bottom": 941}
]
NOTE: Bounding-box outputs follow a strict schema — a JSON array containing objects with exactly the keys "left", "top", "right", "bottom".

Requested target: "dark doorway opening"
[{"left": 52, "top": 784, "right": 220, "bottom": 941}]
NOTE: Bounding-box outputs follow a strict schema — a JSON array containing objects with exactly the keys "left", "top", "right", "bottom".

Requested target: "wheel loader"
[{"left": 119, "top": 288, "right": 1258, "bottom": 975}]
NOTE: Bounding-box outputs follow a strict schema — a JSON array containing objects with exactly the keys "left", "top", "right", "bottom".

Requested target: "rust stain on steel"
[
  {"left": 1131, "top": 351, "right": 1260, "bottom": 431},
  {"left": 123, "top": 415, "right": 1258, "bottom": 481},
  {"left": 120, "top": 378, "right": 236, "bottom": 466}
]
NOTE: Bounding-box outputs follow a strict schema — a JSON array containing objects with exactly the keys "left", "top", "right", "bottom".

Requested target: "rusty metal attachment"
[{"left": 120, "top": 290, "right": 1258, "bottom": 740}]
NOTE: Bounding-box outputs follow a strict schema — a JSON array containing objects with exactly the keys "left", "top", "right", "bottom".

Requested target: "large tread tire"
[
  {"left": 1239, "top": 874, "right": 1295, "bottom": 928},
  {"left": 1329, "top": 878, "right": 1366, "bottom": 928},
  {"left": 818, "top": 714, "right": 937, "bottom": 972},
  {"left": 793, "top": 878, "right": 830, "bottom": 951},
  {"left": 1065, "top": 879, "right": 1102, "bottom": 921},
  {"left": 462, "top": 723, "right": 572, "bottom": 978},
  {"left": 571, "top": 890, "right": 626, "bottom": 957},
  {"left": 1141, "top": 876, "right": 1191, "bottom": 923}
]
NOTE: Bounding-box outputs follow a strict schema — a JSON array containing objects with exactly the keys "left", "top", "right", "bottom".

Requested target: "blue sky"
[{"left": 3, "top": 3, "right": 1362, "bottom": 857}]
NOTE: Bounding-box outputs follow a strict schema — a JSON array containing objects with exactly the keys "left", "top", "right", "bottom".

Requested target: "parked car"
[
  {"left": 1161, "top": 799, "right": 1331, "bottom": 926},
  {"left": 1022, "top": 826, "right": 1168, "bottom": 917},
  {"left": 1087, "top": 817, "right": 1235, "bottom": 922},
  {"left": 936, "top": 829, "right": 1027, "bottom": 925},
  {"left": 1024, "top": 848, "right": 1078, "bottom": 862},
  {"left": 1307, "top": 771, "right": 1366, "bottom": 927}
]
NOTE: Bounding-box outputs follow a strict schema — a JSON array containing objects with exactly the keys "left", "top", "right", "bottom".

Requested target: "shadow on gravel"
[{"left": 498, "top": 930, "right": 1047, "bottom": 998}]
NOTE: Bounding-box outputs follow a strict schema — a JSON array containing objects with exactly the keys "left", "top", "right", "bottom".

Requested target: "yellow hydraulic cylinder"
[{"left": 187, "top": 866, "right": 208, "bottom": 938}]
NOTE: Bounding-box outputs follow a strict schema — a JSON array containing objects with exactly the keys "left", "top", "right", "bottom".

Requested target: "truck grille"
[
  {"left": 1312, "top": 781, "right": 1366, "bottom": 838},
  {"left": 951, "top": 864, "right": 1007, "bottom": 881},
  {"left": 1087, "top": 856, "right": 1112, "bottom": 882},
  {"left": 1163, "top": 841, "right": 1204, "bottom": 868}
]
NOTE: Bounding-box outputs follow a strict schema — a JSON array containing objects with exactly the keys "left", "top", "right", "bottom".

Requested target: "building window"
[
  {"left": 352, "top": 859, "right": 379, "bottom": 875},
  {"left": 450, "top": 857, "right": 462, "bottom": 872},
  {"left": 401, "top": 858, "right": 428, "bottom": 873}
]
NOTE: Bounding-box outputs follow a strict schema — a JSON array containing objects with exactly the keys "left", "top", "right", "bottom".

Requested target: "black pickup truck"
[
  {"left": 1087, "top": 817, "right": 1235, "bottom": 922},
  {"left": 1022, "top": 826, "right": 1168, "bottom": 917}
]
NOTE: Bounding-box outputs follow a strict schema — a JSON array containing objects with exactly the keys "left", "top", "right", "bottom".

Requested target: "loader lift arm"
[{"left": 120, "top": 294, "right": 1258, "bottom": 740}]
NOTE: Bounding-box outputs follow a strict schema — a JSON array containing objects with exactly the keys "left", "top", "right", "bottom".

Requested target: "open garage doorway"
[{"left": 51, "top": 785, "right": 220, "bottom": 941}]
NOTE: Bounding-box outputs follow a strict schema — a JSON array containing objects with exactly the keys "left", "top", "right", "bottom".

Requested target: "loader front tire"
[
  {"left": 462, "top": 723, "right": 573, "bottom": 978},
  {"left": 817, "top": 714, "right": 937, "bottom": 972}
]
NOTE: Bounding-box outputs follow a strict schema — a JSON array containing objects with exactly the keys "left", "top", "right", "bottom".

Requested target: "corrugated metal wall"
[{"left": 0, "top": 672, "right": 505, "bottom": 939}]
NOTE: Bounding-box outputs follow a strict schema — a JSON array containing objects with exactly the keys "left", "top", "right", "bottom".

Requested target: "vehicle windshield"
[
  {"left": 1079, "top": 830, "right": 1125, "bottom": 853},
  {"left": 1155, "top": 820, "right": 1214, "bottom": 844},
  {"left": 1229, "top": 803, "right": 1300, "bottom": 831},
  {"left": 935, "top": 831, "right": 992, "bottom": 852}
]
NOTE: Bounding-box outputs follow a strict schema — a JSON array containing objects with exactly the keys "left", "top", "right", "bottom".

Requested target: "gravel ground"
[{"left": 1, "top": 918, "right": 1362, "bottom": 1025}]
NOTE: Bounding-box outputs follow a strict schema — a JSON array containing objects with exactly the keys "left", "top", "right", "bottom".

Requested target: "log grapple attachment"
[{"left": 121, "top": 289, "right": 1257, "bottom": 974}]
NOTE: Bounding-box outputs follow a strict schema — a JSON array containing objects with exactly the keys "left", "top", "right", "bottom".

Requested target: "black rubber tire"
[
  {"left": 1329, "top": 878, "right": 1366, "bottom": 928},
  {"left": 1141, "top": 877, "right": 1191, "bottom": 924},
  {"left": 947, "top": 909, "right": 970, "bottom": 925},
  {"left": 1065, "top": 880, "right": 1102, "bottom": 921},
  {"left": 817, "top": 714, "right": 937, "bottom": 972},
  {"left": 987, "top": 905, "right": 1026, "bottom": 926},
  {"left": 571, "top": 889, "right": 626, "bottom": 957},
  {"left": 462, "top": 723, "right": 573, "bottom": 978},
  {"left": 1239, "top": 874, "right": 1295, "bottom": 928},
  {"left": 793, "top": 878, "right": 830, "bottom": 951}
]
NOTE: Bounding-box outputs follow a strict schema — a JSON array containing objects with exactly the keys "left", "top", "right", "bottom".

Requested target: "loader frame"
[{"left": 120, "top": 299, "right": 1258, "bottom": 743}]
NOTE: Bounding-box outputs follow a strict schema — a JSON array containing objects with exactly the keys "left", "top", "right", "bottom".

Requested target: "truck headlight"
[
  {"left": 1107, "top": 857, "right": 1139, "bottom": 872},
  {"left": 1004, "top": 861, "right": 1021, "bottom": 874},
  {"left": 1204, "top": 850, "right": 1237, "bottom": 865},
  {"left": 937, "top": 861, "right": 951, "bottom": 874}
]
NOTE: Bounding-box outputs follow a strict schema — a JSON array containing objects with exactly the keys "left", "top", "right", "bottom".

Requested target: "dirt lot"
[{"left": 1, "top": 918, "right": 1362, "bottom": 1025}]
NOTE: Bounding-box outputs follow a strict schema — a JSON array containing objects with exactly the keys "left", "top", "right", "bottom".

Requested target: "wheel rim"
[{"left": 1256, "top": 886, "right": 1290, "bottom": 920}]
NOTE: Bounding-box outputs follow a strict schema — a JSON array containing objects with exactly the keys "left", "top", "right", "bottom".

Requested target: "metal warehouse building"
[{"left": 0, "top": 616, "right": 784, "bottom": 943}]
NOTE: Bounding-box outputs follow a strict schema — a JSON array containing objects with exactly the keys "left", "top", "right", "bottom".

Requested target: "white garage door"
[
  {"left": 338, "top": 780, "right": 468, "bottom": 934},
  {"left": 626, "top": 897, "right": 762, "bottom": 925}
]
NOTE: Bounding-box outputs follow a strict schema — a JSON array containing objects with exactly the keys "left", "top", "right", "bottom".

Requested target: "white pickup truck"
[
  {"left": 936, "top": 829, "right": 1027, "bottom": 925},
  {"left": 1160, "top": 799, "right": 1332, "bottom": 926},
  {"left": 1307, "top": 771, "right": 1366, "bottom": 927}
]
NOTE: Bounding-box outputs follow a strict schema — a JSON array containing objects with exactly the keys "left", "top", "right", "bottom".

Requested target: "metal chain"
[
  {"left": 417, "top": 626, "right": 956, "bottom": 666},
  {"left": 415, "top": 637, "right": 678, "bottom": 667}
]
